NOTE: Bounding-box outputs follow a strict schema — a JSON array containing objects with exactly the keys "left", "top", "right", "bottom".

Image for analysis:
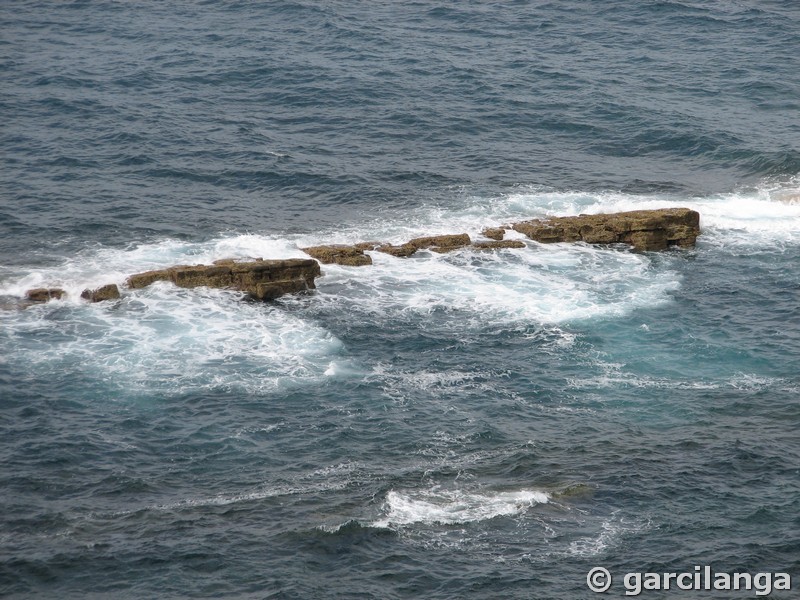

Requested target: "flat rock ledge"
[
  {"left": 310, "top": 234, "right": 476, "bottom": 263},
  {"left": 511, "top": 208, "right": 700, "bottom": 251},
  {"left": 407, "top": 233, "right": 472, "bottom": 253},
  {"left": 126, "top": 258, "right": 320, "bottom": 300},
  {"left": 300, "top": 245, "right": 372, "bottom": 266}
]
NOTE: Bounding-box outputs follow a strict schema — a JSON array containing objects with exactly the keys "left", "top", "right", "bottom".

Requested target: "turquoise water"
[{"left": 1, "top": 2, "right": 799, "bottom": 598}]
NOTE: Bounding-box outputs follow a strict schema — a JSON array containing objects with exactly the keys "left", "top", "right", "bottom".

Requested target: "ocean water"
[{"left": 1, "top": 1, "right": 799, "bottom": 598}]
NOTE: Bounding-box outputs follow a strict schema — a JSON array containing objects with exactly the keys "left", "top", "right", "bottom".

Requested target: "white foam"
[
  {"left": 0, "top": 234, "right": 314, "bottom": 300},
  {"left": 5, "top": 180, "right": 796, "bottom": 386},
  {"left": 727, "top": 373, "right": 784, "bottom": 390},
  {"left": 1, "top": 284, "right": 343, "bottom": 396},
  {"left": 566, "top": 361, "right": 787, "bottom": 392},
  {"left": 309, "top": 243, "right": 680, "bottom": 326},
  {"left": 500, "top": 179, "right": 800, "bottom": 249},
  {"left": 97, "top": 461, "right": 363, "bottom": 518},
  {"left": 371, "top": 487, "right": 549, "bottom": 528},
  {"left": 566, "top": 516, "right": 651, "bottom": 558}
]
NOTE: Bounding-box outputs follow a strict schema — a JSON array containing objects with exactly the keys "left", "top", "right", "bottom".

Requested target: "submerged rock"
[
  {"left": 553, "top": 483, "right": 594, "bottom": 499},
  {"left": 25, "top": 288, "right": 66, "bottom": 302},
  {"left": 301, "top": 244, "right": 372, "bottom": 266},
  {"left": 81, "top": 284, "right": 121, "bottom": 303},
  {"left": 511, "top": 208, "right": 700, "bottom": 251},
  {"left": 126, "top": 258, "right": 320, "bottom": 300}
]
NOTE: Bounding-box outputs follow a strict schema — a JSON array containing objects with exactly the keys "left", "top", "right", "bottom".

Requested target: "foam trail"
[
  {"left": 310, "top": 242, "right": 680, "bottom": 326},
  {"left": 372, "top": 487, "right": 550, "bottom": 528},
  {"left": 1, "top": 284, "right": 344, "bottom": 396}
]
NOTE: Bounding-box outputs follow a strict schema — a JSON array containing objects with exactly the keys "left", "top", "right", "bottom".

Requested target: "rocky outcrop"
[
  {"left": 376, "top": 243, "right": 418, "bottom": 257},
  {"left": 472, "top": 240, "right": 526, "bottom": 250},
  {"left": 126, "top": 258, "right": 320, "bottom": 300},
  {"left": 367, "top": 234, "right": 517, "bottom": 256},
  {"left": 482, "top": 227, "right": 506, "bottom": 241},
  {"left": 511, "top": 208, "right": 700, "bottom": 251},
  {"left": 17, "top": 209, "right": 700, "bottom": 308},
  {"left": 301, "top": 244, "right": 372, "bottom": 266},
  {"left": 25, "top": 288, "right": 66, "bottom": 302},
  {"left": 81, "top": 284, "right": 121, "bottom": 302},
  {"left": 407, "top": 233, "right": 471, "bottom": 253}
]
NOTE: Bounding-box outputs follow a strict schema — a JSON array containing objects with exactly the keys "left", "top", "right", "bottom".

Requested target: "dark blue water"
[{"left": 1, "top": 1, "right": 799, "bottom": 598}]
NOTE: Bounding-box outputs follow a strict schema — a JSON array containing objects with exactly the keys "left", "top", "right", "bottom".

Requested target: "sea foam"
[{"left": 372, "top": 487, "right": 550, "bottom": 528}]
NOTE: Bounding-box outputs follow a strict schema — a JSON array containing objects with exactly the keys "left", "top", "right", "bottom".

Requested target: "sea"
[{"left": 1, "top": 1, "right": 799, "bottom": 598}]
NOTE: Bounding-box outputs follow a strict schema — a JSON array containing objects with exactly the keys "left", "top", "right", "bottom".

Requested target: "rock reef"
[
  {"left": 81, "top": 284, "right": 121, "bottom": 302},
  {"left": 19, "top": 208, "right": 700, "bottom": 305},
  {"left": 301, "top": 245, "right": 372, "bottom": 266},
  {"left": 481, "top": 227, "right": 506, "bottom": 241},
  {"left": 510, "top": 208, "right": 700, "bottom": 251},
  {"left": 126, "top": 258, "right": 320, "bottom": 300},
  {"left": 25, "top": 288, "right": 66, "bottom": 302},
  {"left": 407, "top": 233, "right": 471, "bottom": 253}
]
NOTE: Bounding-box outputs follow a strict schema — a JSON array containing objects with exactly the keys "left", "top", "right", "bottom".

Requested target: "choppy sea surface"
[{"left": 1, "top": 1, "right": 799, "bottom": 598}]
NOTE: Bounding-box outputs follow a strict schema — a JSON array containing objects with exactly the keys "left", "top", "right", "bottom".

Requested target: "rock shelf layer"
[
  {"left": 126, "top": 258, "right": 320, "bottom": 300},
  {"left": 300, "top": 245, "right": 372, "bottom": 266},
  {"left": 511, "top": 208, "right": 700, "bottom": 251}
]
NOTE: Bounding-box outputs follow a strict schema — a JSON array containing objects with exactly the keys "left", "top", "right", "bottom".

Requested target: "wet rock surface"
[
  {"left": 126, "top": 258, "right": 320, "bottom": 300},
  {"left": 407, "top": 233, "right": 471, "bottom": 252},
  {"left": 300, "top": 245, "right": 372, "bottom": 266},
  {"left": 25, "top": 288, "right": 66, "bottom": 302},
  {"left": 511, "top": 208, "right": 700, "bottom": 251},
  {"left": 81, "top": 284, "right": 121, "bottom": 302},
  {"left": 481, "top": 227, "right": 506, "bottom": 241}
]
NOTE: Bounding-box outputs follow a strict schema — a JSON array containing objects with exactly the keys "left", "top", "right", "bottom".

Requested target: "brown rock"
[
  {"left": 125, "top": 259, "right": 320, "bottom": 300},
  {"left": 126, "top": 268, "right": 175, "bottom": 289},
  {"left": 627, "top": 230, "right": 669, "bottom": 251},
  {"left": 171, "top": 265, "right": 233, "bottom": 288},
  {"left": 482, "top": 227, "right": 506, "bottom": 241},
  {"left": 25, "top": 288, "right": 66, "bottom": 302},
  {"left": 376, "top": 243, "right": 418, "bottom": 257},
  {"left": 353, "top": 241, "right": 382, "bottom": 251},
  {"left": 81, "top": 284, "right": 121, "bottom": 302},
  {"left": 511, "top": 208, "right": 700, "bottom": 251},
  {"left": 300, "top": 245, "right": 372, "bottom": 266},
  {"left": 407, "top": 233, "right": 471, "bottom": 252},
  {"left": 472, "top": 240, "right": 526, "bottom": 250}
]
